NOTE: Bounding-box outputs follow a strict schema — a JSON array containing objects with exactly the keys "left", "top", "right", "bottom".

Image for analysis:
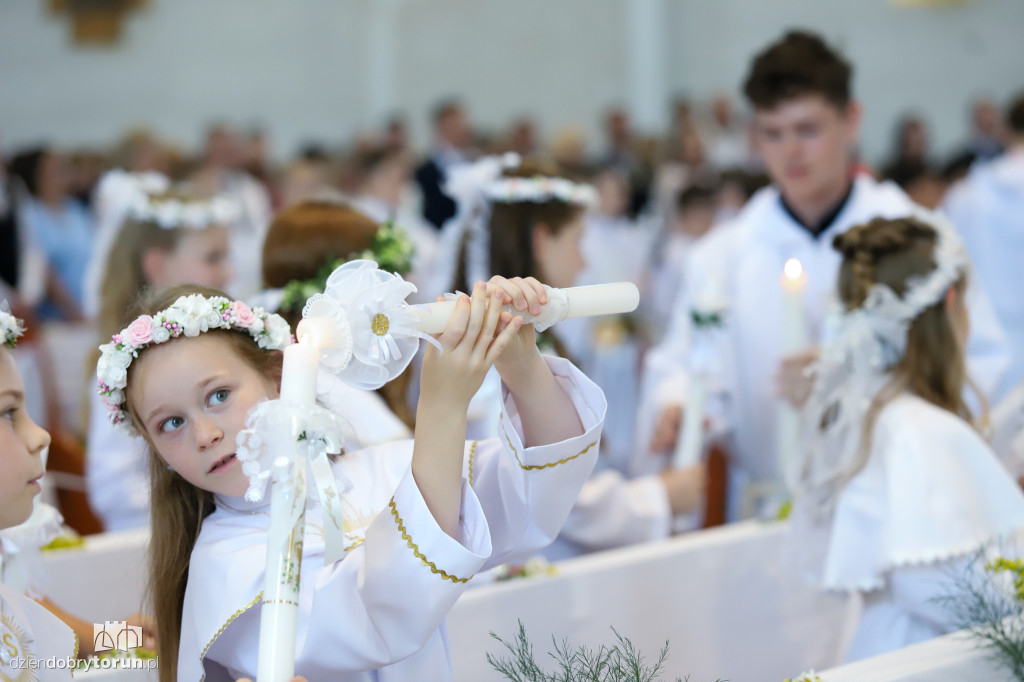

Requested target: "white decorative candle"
[
  {"left": 410, "top": 282, "right": 640, "bottom": 334},
  {"left": 258, "top": 338, "right": 320, "bottom": 681},
  {"left": 672, "top": 375, "right": 706, "bottom": 469},
  {"left": 778, "top": 258, "right": 808, "bottom": 488}
]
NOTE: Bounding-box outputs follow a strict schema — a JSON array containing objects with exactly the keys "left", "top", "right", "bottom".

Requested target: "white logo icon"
[{"left": 93, "top": 621, "right": 142, "bottom": 653}]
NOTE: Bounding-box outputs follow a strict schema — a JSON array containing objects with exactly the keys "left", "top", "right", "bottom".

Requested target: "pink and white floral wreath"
[{"left": 97, "top": 293, "right": 292, "bottom": 435}]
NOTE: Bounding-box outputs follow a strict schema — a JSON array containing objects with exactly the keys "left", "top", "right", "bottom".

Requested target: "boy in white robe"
[
  {"left": 944, "top": 93, "right": 1024, "bottom": 387},
  {"left": 637, "top": 31, "right": 1010, "bottom": 516}
]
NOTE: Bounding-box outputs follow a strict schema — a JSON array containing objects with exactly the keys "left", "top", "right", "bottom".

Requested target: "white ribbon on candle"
[{"left": 236, "top": 400, "right": 352, "bottom": 563}]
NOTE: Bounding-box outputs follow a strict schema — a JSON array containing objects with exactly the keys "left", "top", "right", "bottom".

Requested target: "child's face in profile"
[
  {"left": 129, "top": 334, "right": 277, "bottom": 498},
  {"left": 0, "top": 350, "right": 50, "bottom": 530},
  {"left": 150, "top": 226, "right": 232, "bottom": 292}
]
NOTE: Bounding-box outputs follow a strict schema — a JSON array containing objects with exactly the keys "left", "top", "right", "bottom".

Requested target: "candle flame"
[{"left": 784, "top": 258, "right": 804, "bottom": 280}]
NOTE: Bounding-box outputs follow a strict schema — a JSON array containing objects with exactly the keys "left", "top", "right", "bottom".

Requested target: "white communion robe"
[
  {"left": 85, "top": 368, "right": 410, "bottom": 532},
  {"left": 636, "top": 175, "right": 1011, "bottom": 499},
  {"left": 944, "top": 149, "right": 1024, "bottom": 389},
  {"left": 178, "top": 356, "right": 605, "bottom": 681},
  {"left": 0, "top": 584, "right": 77, "bottom": 679},
  {"left": 812, "top": 394, "right": 1024, "bottom": 661}
]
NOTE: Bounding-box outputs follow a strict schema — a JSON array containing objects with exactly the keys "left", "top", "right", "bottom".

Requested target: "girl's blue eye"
[
  {"left": 209, "top": 389, "right": 230, "bottom": 407},
  {"left": 160, "top": 416, "right": 185, "bottom": 434},
  {"left": 1, "top": 406, "right": 16, "bottom": 422}
]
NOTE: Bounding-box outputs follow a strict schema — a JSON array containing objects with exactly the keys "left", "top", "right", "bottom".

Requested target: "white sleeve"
[
  {"left": 464, "top": 356, "right": 605, "bottom": 570},
  {"left": 963, "top": 267, "right": 1012, "bottom": 403},
  {"left": 207, "top": 468, "right": 492, "bottom": 677},
  {"left": 85, "top": 389, "right": 150, "bottom": 531},
  {"left": 888, "top": 559, "right": 967, "bottom": 634},
  {"left": 555, "top": 471, "right": 671, "bottom": 551}
]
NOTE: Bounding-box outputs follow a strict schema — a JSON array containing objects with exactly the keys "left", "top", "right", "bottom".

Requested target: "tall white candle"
[
  {"left": 280, "top": 341, "right": 319, "bottom": 404},
  {"left": 410, "top": 282, "right": 640, "bottom": 334},
  {"left": 778, "top": 258, "right": 808, "bottom": 488},
  {"left": 672, "top": 374, "right": 706, "bottom": 469},
  {"left": 258, "top": 338, "right": 320, "bottom": 682}
]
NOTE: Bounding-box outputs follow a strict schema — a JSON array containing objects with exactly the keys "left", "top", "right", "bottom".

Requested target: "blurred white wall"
[{"left": 0, "top": 0, "right": 1021, "bottom": 164}]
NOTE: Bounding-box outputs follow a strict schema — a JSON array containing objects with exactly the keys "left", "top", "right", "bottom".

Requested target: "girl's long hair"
[
  {"left": 832, "top": 216, "right": 974, "bottom": 479},
  {"left": 123, "top": 284, "right": 283, "bottom": 682}
]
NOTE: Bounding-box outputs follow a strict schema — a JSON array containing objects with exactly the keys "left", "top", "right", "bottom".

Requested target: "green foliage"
[
  {"left": 486, "top": 621, "right": 723, "bottom": 682},
  {"left": 937, "top": 552, "right": 1024, "bottom": 681}
]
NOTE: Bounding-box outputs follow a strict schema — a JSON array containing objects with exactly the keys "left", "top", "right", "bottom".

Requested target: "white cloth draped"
[{"left": 802, "top": 394, "right": 1024, "bottom": 661}]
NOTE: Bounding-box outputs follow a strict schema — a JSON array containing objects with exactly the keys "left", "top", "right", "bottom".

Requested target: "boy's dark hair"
[
  {"left": 676, "top": 184, "right": 717, "bottom": 212},
  {"left": 743, "top": 30, "right": 852, "bottom": 110},
  {"left": 1008, "top": 93, "right": 1024, "bottom": 136}
]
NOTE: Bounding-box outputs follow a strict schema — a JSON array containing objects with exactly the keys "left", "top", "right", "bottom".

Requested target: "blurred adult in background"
[
  {"left": 279, "top": 156, "right": 332, "bottom": 210},
  {"left": 191, "top": 123, "right": 272, "bottom": 299},
  {"left": 384, "top": 115, "right": 409, "bottom": 154},
  {"left": 600, "top": 107, "right": 650, "bottom": 217},
  {"left": 351, "top": 144, "right": 439, "bottom": 299},
  {"left": 654, "top": 121, "right": 713, "bottom": 217},
  {"left": 885, "top": 115, "right": 931, "bottom": 168},
  {"left": 704, "top": 94, "right": 754, "bottom": 171},
  {"left": 8, "top": 147, "right": 93, "bottom": 321},
  {"left": 965, "top": 97, "right": 1007, "bottom": 161},
  {"left": 550, "top": 125, "right": 590, "bottom": 178},
  {"left": 882, "top": 160, "right": 945, "bottom": 210},
  {"left": 414, "top": 98, "right": 473, "bottom": 230},
  {"left": 944, "top": 93, "right": 1024, "bottom": 388},
  {"left": 506, "top": 117, "right": 538, "bottom": 157}
]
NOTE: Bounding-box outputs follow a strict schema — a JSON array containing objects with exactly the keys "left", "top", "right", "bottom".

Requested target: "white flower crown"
[
  {"left": 125, "top": 181, "right": 240, "bottom": 230},
  {"left": 97, "top": 294, "right": 291, "bottom": 434},
  {"left": 0, "top": 307, "right": 25, "bottom": 348},
  {"left": 484, "top": 175, "right": 598, "bottom": 207}
]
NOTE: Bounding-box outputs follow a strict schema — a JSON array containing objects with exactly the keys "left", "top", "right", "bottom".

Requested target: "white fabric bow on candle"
[
  {"left": 302, "top": 260, "right": 440, "bottom": 389},
  {"left": 235, "top": 400, "right": 355, "bottom": 563}
]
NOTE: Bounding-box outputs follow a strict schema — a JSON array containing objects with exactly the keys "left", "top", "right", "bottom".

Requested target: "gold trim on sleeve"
[
  {"left": 467, "top": 440, "right": 479, "bottom": 487},
  {"left": 388, "top": 498, "right": 470, "bottom": 584},
  {"left": 502, "top": 426, "right": 598, "bottom": 471},
  {"left": 199, "top": 591, "right": 264, "bottom": 680},
  {"left": 344, "top": 538, "right": 365, "bottom": 552}
]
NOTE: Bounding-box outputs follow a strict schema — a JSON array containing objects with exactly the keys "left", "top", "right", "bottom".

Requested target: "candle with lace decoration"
[
  {"left": 778, "top": 258, "right": 808, "bottom": 487},
  {"left": 257, "top": 337, "right": 319, "bottom": 682}
]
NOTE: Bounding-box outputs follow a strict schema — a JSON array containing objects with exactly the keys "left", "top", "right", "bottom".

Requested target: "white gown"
[
  {"left": 636, "top": 175, "right": 1012, "bottom": 500},
  {"left": 0, "top": 583, "right": 77, "bottom": 678},
  {"left": 85, "top": 369, "right": 411, "bottom": 532},
  {"left": 178, "top": 356, "right": 605, "bottom": 681},
  {"left": 943, "top": 149, "right": 1024, "bottom": 388},
  {"left": 812, "top": 394, "right": 1024, "bottom": 661}
]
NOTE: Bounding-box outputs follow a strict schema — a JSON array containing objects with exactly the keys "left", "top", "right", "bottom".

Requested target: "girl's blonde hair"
[
  {"left": 832, "top": 216, "right": 974, "bottom": 476},
  {"left": 122, "top": 284, "right": 283, "bottom": 682}
]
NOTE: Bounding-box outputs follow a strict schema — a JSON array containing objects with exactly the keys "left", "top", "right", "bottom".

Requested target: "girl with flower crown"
[
  {"left": 85, "top": 186, "right": 234, "bottom": 531},
  {"left": 481, "top": 157, "right": 704, "bottom": 559},
  {"left": 790, "top": 215, "right": 1024, "bottom": 661},
  {"left": 0, "top": 308, "right": 78, "bottom": 676},
  {"left": 98, "top": 274, "right": 605, "bottom": 680}
]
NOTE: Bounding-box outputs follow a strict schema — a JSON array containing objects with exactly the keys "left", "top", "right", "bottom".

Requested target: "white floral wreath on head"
[
  {"left": 125, "top": 182, "right": 240, "bottom": 230},
  {"left": 0, "top": 307, "right": 25, "bottom": 348},
  {"left": 484, "top": 175, "right": 598, "bottom": 208},
  {"left": 96, "top": 294, "right": 292, "bottom": 434}
]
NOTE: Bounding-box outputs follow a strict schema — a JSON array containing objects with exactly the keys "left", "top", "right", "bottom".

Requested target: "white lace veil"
[{"left": 789, "top": 213, "right": 970, "bottom": 581}]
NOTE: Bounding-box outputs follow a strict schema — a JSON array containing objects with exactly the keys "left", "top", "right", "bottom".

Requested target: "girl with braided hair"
[{"left": 790, "top": 215, "right": 1024, "bottom": 661}]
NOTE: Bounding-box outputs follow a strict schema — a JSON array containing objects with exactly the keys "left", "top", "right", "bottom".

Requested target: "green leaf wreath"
[{"left": 279, "top": 220, "right": 415, "bottom": 315}]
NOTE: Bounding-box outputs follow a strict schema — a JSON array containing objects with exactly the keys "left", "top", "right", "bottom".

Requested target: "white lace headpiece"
[
  {"left": 0, "top": 305, "right": 25, "bottom": 348},
  {"left": 96, "top": 294, "right": 292, "bottom": 434},
  {"left": 791, "top": 212, "right": 970, "bottom": 530},
  {"left": 123, "top": 174, "right": 239, "bottom": 230}
]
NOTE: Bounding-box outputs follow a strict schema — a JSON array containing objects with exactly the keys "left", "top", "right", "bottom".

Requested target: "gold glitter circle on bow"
[{"left": 371, "top": 313, "right": 390, "bottom": 336}]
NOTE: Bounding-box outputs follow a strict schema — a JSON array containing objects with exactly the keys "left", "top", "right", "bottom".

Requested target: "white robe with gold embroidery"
[
  {"left": 177, "top": 356, "right": 605, "bottom": 681},
  {"left": 0, "top": 583, "right": 77, "bottom": 679}
]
